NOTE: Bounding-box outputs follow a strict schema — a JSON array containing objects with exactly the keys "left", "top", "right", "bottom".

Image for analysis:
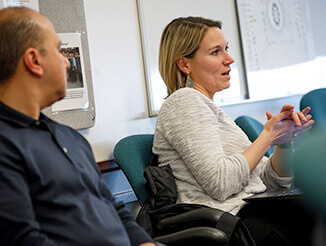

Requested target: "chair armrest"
[
  {"left": 157, "top": 207, "right": 225, "bottom": 232},
  {"left": 154, "top": 227, "right": 228, "bottom": 246}
]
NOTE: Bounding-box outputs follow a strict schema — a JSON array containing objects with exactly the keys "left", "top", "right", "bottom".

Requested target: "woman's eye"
[{"left": 212, "top": 50, "right": 219, "bottom": 55}]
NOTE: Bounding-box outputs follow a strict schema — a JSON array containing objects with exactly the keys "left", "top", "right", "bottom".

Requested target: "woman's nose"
[{"left": 224, "top": 52, "right": 234, "bottom": 65}]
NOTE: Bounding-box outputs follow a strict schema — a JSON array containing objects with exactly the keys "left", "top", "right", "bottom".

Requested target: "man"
[{"left": 0, "top": 7, "right": 155, "bottom": 246}]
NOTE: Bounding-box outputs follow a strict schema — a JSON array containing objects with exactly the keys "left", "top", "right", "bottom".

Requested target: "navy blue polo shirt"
[{"left": 0, "top": 101, "right": 152, "bottom": 245}]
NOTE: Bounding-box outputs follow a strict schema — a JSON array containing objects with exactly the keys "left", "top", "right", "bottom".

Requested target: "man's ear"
[
  {"left": 23, "top": 48, "right": 44, "bottom": 77},
  {"left": 176, "top": 57, "right": 191, "bottom": 75}
]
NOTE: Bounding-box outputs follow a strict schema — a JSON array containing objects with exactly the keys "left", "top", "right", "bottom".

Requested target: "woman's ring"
[{"left": 293, "top": 132, "right": 298, "bottom": 138}]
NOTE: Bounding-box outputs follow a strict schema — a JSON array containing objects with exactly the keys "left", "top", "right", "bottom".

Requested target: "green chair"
[
  {"left": 300, "top": 88, "right": 326, "bottom": 133},
  {"left": 114, "top": 134, "right": 230, "bottom": 245},
  {"left": 113, "top": 134, "right": 153, "bottom": 205},
  {"left": 235, "top": 116, "right": 274, "bottom": 157}
]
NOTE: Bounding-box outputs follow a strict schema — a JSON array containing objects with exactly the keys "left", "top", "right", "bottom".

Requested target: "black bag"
[
  {"left": 136, "top": 154, "right": 179, "bottom": 236},
  {"left": 144, "top": 157, "right": 178, "bottom": 210},
  {"left": 136, "top": 154, "right": 256, "bottom": 246}
]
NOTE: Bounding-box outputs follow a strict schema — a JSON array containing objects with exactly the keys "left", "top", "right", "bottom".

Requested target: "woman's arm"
[
  {"left": 269, "top": 106, "right": 313, "bottom": 177},
  {"left": 156, "top": 89, "right": 251, "bottom": 201},
  {"left": 242, "top": 106, "right": 314, "bottom": 175},
  {"left": 242, "top": 110, "right": 293, "bottom": 172}
]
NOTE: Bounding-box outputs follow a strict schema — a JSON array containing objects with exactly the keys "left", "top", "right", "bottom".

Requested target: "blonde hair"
[{"left": 159, "top": 16, "right": 222, "bottom": 96}]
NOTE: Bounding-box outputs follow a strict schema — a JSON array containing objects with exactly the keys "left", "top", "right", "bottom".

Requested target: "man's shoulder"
[
  {"left": 0, "top": 118, "right": 21, "bottom": 139},
  {"left": 42, "top": 114, "right": 79, "bottom": 133},
  {"left": 44, "top": 116, "right": 88, "bottom": 143}
]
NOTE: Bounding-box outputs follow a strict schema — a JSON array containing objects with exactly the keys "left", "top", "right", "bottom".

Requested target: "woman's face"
[{"left": 186, "top": 27, "right": 234, "bottom": 99}]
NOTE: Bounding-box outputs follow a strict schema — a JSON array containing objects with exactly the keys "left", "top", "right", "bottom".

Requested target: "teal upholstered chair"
[
  {"left": 113, "top": 134, "right": 229, "bottom": 245},
  {"left": 235, "top": 116, "right": 274, "bottom": 157},
  {"left": 300, "top": 88, "right": 326, "bottom": 133},
  {"left": 113, "top": 134, "right": 153, "bottom": 205}
]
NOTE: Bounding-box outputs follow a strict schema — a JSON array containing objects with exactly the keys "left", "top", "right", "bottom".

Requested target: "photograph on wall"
[
  {"left": 61, "top": 47, "right": 84, "bottom": 89},
  {"left": 52, "top": 32, "right": 89, "bottom": 112},
  {"left": 0, "top": 0, "right": 39, "bottom": 11}
]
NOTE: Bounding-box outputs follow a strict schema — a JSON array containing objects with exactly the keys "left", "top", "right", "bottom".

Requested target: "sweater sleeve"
[{"left": 157, "top": 89, "right": 250, "bottom": 201}]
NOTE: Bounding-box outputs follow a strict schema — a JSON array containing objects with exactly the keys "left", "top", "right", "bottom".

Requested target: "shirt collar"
[{"left": 0, "top": 101, "right": 40, "bottom": 128}]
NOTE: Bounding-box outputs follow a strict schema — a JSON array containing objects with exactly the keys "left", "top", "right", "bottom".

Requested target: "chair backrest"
[
  {"left": 235, "top": 115, "right": 274, "bottom": 157},
  {"left": 113, "top": 134, "right": 154, "bottom": 205},
  {"left": 300, "top": 88, "right": 326, "bottom": 133}
]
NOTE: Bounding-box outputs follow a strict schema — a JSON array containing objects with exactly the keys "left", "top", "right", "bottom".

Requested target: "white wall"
[
  {"left": 81, "top": 0, "right": 156, "bottom": 161},
  {"left": 81, "top": 0, "right": 325, "bottom": 162}
]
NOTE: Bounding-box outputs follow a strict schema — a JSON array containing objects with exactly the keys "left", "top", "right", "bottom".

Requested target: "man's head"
[
  {"left": 0, "top": 7, "right": 70, "bottom": 108},
  {"left": 0, "top": 7, "right": 46, "bottom": 84}
]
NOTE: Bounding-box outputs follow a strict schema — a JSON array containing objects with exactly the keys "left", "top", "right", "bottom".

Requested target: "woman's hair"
[{"left": 159, "top": 16, "right": 222, "bottom": 96}]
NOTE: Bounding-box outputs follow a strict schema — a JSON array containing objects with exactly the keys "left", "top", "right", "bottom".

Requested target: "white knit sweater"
[{"left": 153, "top": 88, "right": 293, "bottom": 215}]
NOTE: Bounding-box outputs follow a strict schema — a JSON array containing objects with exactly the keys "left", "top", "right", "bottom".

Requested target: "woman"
[{"left": 153, "top": 16, "right": 314, "bottom": 244}]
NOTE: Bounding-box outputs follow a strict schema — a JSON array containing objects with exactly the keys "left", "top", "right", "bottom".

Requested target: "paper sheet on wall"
[
  {"left": 0, "top": 0, "right": 39, "bottom": 11},
  {"left": 52, "top": 33, "right": 89, "bottom": 112}
]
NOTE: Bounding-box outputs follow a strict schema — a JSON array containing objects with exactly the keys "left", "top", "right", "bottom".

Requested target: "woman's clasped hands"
[{"left": 264, "top": 105, "right": 314, "bottom": 147}]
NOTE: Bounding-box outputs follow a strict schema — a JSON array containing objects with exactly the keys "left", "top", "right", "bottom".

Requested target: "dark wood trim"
[{"left": 97, "top": 159, "right": 120, "bottom": 173}]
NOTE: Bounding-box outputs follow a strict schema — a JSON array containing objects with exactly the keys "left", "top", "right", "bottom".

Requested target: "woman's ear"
[
  {"left": 176, "top": 57, "right": 190, "bottom": 75},
  {"left": 23, "top": 48, "right": 44, "bottom": 77}
]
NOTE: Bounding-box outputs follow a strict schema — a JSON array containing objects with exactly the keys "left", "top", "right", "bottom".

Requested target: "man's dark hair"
[{"left": 0, "top": 7, "right": 46, "bottom": 85}]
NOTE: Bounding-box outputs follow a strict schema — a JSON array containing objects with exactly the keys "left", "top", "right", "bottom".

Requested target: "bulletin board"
[{"left": 38, "top": 0, "right": 96, "bottom": 130}]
